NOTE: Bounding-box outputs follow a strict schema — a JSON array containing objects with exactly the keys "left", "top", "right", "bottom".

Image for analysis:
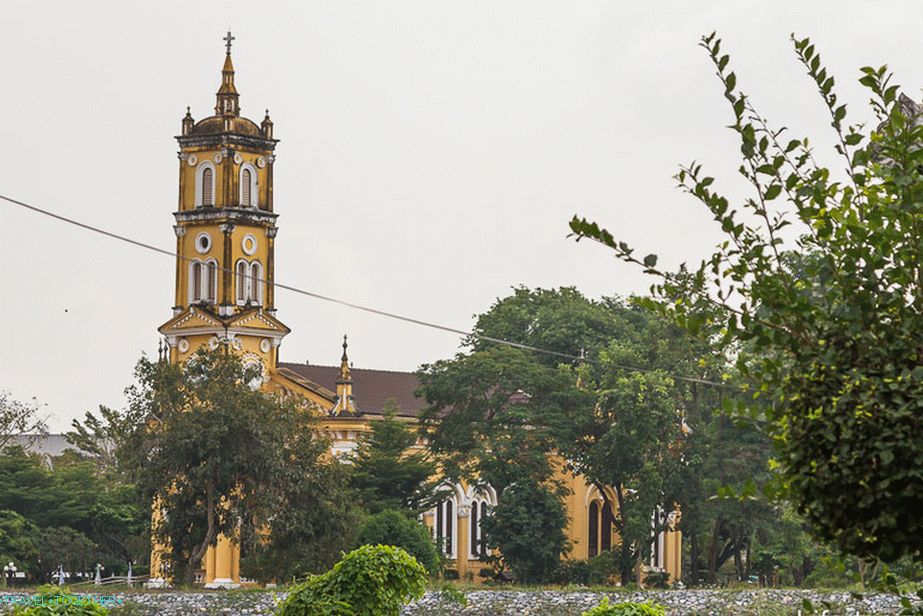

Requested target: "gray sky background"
[{"left": 1, "top": 1, "right": 920, "bottom": 432}]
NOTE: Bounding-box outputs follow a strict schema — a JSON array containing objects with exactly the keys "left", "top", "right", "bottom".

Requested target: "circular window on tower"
[
  {"left": 242, "top": 234, "right": 257, "bottom": 256},
  {"left": 195, "top": 232, "right": 212, "bottom": 254}
]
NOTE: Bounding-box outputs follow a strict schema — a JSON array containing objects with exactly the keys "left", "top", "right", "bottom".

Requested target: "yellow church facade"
[{"left": 148, "top": 36, "right": 681, "bottom": 588}]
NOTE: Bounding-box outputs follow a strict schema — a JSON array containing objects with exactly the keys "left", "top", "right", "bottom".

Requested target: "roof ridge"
[{"left": 278, "top": 362, "right": 418, "bottom": 376}]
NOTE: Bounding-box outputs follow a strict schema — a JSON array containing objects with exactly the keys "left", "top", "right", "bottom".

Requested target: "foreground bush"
[
  {"left": 354, "top": 509, "right": 441, "bottom": 575},
  {"left": 276, "top": 544, "right": 427, "bottom": 616},
  {"left": 582, "top": 598, "right": 666, "bottom": 616}
]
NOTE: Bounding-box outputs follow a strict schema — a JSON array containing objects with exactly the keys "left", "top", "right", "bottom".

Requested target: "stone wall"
[{"left": 0, "top": 588, "right": 913, "bottom": 615}]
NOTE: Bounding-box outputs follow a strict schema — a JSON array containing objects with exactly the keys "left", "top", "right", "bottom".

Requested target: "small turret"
[
  {"left": 181, "top": 107, "right": 194, "bottom": 135},
  {"left": 261, "top": 109, "right": 274, "bottom": 139}
]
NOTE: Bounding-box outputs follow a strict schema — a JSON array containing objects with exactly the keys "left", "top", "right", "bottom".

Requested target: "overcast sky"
[{"left": 1, "top": 1, "right": 919, "bottom": 432}]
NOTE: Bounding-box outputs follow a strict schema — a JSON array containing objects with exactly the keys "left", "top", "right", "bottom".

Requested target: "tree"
[
  {"left": 480, "top": 479, "right": 569, "bottom": 584},
  {"left": 66, "top": 405, "right": 131, "bottom": 474},
  {"left": 243, "top": 458, "right": 361, "bottom": 582},
  {"left": 354, "top": 509, "right": 442, "bottom": 575},
  {"left": 349, "top": 401, "right": 444, "bottom": 515},
  {"left": 116, "top": 347, "right": 331, "bottom": 585},
  {"left": 0, "top": 446, "right": 147, "bottom": 578},
  {"left": 0, "top": 391, "right": 47, "bottom": 453},
  {"left": 419, "top": 287, "right": 705, "bottom": 583},
  {"left": 0, "top": 510, "right": 40, "bottom": 579},
  {"left": 571, "top": 33, "right": 923, "bottom": 561}
]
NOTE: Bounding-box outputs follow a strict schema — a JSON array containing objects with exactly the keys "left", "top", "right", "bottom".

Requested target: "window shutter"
[
  {"left": 206, "top": 262, "right": 217, "bottom": 302},
  {"left": 251, "top": 262, "right": 261, "bottom": 303},
  {"left": 237, "top": 262, "right": 246, "bottom": 303},
  {"left": 241, "top": 169, "right": 251, "bottom": 206},
  {"left": 202, "top": 168, "right": 213, "bottom": 206},
  {"left": 192, "top": 262, "right": 202, "bottom": 302}
]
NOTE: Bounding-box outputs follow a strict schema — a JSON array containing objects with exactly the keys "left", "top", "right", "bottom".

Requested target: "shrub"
[
  {"left": 643, "top": 569, "right": 670, "bottom": 589},
  {"left": 556, "top": 553, "right": 620, "bottom": 585},
  {"left": 11, "top": 586, "right": 110, "bottom": 615},
  {"left": 276, "top": 545, "right": 427, "bottom": 616},
  {"left": 354, "top": 509, "right": 441, "bottom": 575},
  {"left": 582, "top": 598, "right": 666, "bottom": 616}
]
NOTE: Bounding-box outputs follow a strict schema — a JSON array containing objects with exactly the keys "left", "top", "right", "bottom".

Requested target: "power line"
[{"left": 0, "top": 193, "right": 733, "bottom": 389}]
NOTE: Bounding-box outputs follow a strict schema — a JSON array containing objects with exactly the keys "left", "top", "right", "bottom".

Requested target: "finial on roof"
[
  {"left": 339, "top": 334, "right": 352, "bottom": 382},
  {"left": 333, "top": 334, "right": 358, "bottom": 416},
  {"left": 215, "top": 32, "right": 240, "bottom": 117},
  {"left": 223, "top": 31, "right": 235, "bottom": 55}
]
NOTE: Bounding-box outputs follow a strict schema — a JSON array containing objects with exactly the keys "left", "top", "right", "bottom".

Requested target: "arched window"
[
  {"left": 470, "top": 501, "right": 479, "bottom": 557},
  {"left": 239, "top": 163, "right": 258, "bottom": 208},
  {"left": 588, "top": 501, "right": 599, "bottom": 558},
  {"left": 205, "top": 260, "right": 217, "bottom": 302},
  {"left": 250, "top": 261, "right": 262, "bottom": 304},
  {"left": 236, "top": 260, "right": 248, "bottom": 304},
  {"left": 201, "top": 168, "right": 213, "bottom": 206},
  {"left": 433, "top": 498, "right": 456, "bottom": 558},
  {"left": 470, "top": 498, "right": 491, "bottom": 558},
  {"left": 241, "top": 168, "right": 252, "bottom": 206},
  {"left": 601, "top": 502, "right": 613, "bottom": 552},
  {"left": 191, "top": 261, "right": 203, "bottom": 302}
]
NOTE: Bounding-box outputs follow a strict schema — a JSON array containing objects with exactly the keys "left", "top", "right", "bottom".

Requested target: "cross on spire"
[{"left": 223, "top": 31, "right": 235, "bottom": 55}]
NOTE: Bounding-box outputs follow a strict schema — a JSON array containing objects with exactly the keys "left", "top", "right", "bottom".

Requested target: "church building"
[{"left": 149, "top": 34, "right": 681, "bottom": 588}]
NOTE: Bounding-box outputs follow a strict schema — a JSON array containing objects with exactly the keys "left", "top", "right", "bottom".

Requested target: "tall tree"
[
  {"left": 419, "top": 287, "right": 711, "bottom": 583},
  {"left": 571, "top": 34, "right": 923, "bottom": 561},
  {"left": 349, "top": 401, "right": 444, "bottom": 515},
  {"left": 116, "top": 347, "right": 331, "bottom": 585}
]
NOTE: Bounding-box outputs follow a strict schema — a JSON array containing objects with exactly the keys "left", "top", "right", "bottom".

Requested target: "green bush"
[
  {"left": 11, "top": 586, "right": 110, "bottom": 615},
  {"left": 643, "top": 569, "right": 670, "bottom": 589},
  {"left": 276, "top": 544, "right": 427, "bottom": 616},
  {"left": 556, "top": 553, "right": 620, "bottom": 585},
  {"left": 582, "top": 598, "right": 666, "bottom": 616},
  {"left": 354, "top": 509, "right": 441, "bottom": 575}
]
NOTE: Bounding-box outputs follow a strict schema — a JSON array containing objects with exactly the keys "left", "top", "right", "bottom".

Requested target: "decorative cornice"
[
  {"left": 173, "top": 225, "right": 187, "bottom": 237},
  {"left": 175, "top": 133, "right": 278, "bottom": 151},
  {"left": 173, "top": 208, "right": 278, "bottom": 226}
]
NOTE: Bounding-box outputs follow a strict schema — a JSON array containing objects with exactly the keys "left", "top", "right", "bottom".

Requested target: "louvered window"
[
  {"left": 250, "top": 262, "right": 262, "bottom": 303},
  {"left": 236, "top": 261, "right": 247, "bottom": 304},
  {"left": 241, "top": 168, "right": 252, "bottom": 206},
  {"left": 192, "top": 262, "right": 203, "bottom": 302},
  {"left": 206, "top": 261, "right": 217, "bottom": 302},
  {"left": 202, "top": 168, "right": 213, "bottom": 206}
]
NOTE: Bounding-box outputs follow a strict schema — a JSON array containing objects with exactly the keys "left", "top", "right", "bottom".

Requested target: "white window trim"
[
  {"left": 204, "top": 258, "right": 218, "bottom": 303},
  {"left": 250, "top": 261, "right": 263, "bottom": 305},
  {"left": 189, "top": 259, "right": 217, "bottom": 304},
  {"left": 195, "top": 161, "right": 216, "bottom": 208},
  {"left": 239, "top": 162, "right": 258, "bottom": 208},
  {"left": 235, "top": 258, "right": 249, "bottom": 305}
]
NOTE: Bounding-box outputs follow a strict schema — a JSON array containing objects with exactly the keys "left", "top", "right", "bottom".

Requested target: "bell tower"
[{"left": 159, "top": 32, "right": 289, "bottom": 382}]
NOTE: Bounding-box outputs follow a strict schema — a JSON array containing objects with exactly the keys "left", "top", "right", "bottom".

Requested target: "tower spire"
[
  {"left": 333, "top": 334, "right": 358, "bottom": 415},
  {"left": 215, "top": 31, "right": 240, "bottom": 117},
  {"left": 339, "top": 334, "right": 351, "bottom": 382}
]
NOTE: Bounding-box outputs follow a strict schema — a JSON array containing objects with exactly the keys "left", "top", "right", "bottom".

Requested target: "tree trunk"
[
  {"left": 732, "top": 539, "right": 743, "bottom": 582},
  {"left": 185, "top": 481, "right": 217, "bottom": 586},
  {"left": 690, "top": 532, "right": 700, "bottom": 585},
  {"left": 706, "top": 518, "right": 723, "bottom": 583}
]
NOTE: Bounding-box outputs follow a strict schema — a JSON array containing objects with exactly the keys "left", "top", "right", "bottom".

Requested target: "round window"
[
  {"left": 242, "top": 234, "right": 257, "bottom": 256},
  {"left": 195, "top": 232, "right": 212, "bottom": 254}
]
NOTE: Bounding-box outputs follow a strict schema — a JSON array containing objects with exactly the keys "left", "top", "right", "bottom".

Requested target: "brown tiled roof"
[{"left": 278, "top": 362, "right": 425, "bottom": 417}]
